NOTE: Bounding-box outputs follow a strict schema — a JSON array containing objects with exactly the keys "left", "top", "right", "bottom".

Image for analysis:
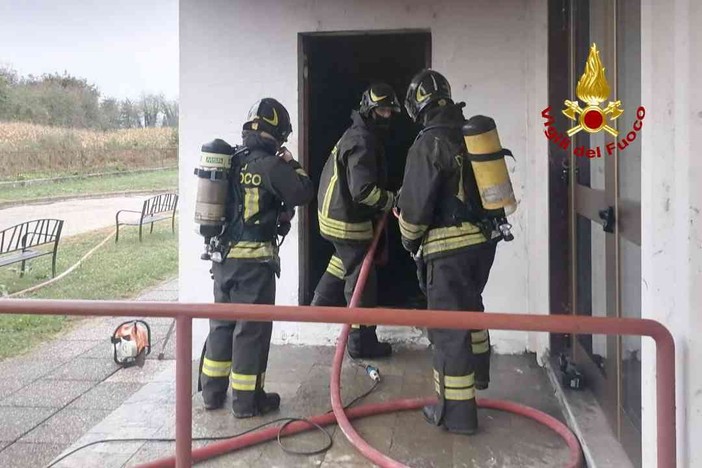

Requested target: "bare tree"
[
  {"left": 139, "top": 94, "right": 162, "bottom": 128},
  {"left": 119, "top": 99, "right": 141, "bottom": 128},
  {"left": 100, "top": 98, "right": 121, "bottom": 130},
  {"left": 162, "top": 99, "right": 179, "bottom": 127}
]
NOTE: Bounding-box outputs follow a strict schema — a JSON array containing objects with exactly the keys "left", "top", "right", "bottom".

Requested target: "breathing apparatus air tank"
[
  {"left": 462, "top": 115, "right": 517, "bottom": 241},
  {"left": 194, "top": 139, "right": 234, "bottom": 260}
]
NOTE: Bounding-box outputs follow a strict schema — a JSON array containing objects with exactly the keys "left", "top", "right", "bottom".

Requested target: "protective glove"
[
  {"left": 276, "top": 207, "right": 295, "bottom": 237},
  {"left": 277, "top": 221, "right": 291, "bottom": 237},
  {"left": 380, "top": 190, "right": 398, "bottom": 213},
  {"left": 412, "top": 247, "right": 427, "bottom": 296},
  {"left": 278, "top": 207, "right": 295, "bottom": 223}
]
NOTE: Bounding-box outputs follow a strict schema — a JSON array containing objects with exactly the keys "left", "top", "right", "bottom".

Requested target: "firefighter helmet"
[
  {"left": 359, "top": 83, "right": 401, "bottom": 118},
  {"left": 404, "top": 69, "right": 452, "bottom": 122},
  {"left": 242, "top": 98, "right": 293, "bottom": 144}
]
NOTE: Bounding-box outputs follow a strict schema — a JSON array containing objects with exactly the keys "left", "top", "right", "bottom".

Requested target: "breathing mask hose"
[{"left": 137, "top": 213, "right": 582, "bottom": 468}]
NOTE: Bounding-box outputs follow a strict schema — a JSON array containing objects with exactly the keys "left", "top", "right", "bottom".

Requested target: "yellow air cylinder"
[{"left": 462, "top": 115, "right": 517, "bottom": 216}]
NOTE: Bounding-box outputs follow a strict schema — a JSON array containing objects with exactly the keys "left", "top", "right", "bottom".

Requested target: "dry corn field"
[{"left": 0, "top": 122, "right": 178, "bottom": 179}]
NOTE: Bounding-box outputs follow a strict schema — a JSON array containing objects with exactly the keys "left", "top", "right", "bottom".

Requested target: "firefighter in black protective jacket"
[
  {"left": 200, "top": 98, "right": 314, "bottom": 417},
  {"left": 311, "top": 83, "right": 401, "bottom": 359},
  {"left": 398, "top": 70, "right": 498, "bottom": 434}
]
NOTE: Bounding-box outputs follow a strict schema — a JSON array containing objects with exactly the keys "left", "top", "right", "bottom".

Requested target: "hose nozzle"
[
  {"left": 365, "top": 365, "right": 381, "bottom": 382},
  {"left": 497, "top": 218, "right": 514, "bottom": 242}
]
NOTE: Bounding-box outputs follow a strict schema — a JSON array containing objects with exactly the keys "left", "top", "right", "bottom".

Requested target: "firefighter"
[
  {"left": 312, "top": 83, "right": 400, "bottom": 359},
  {"left": 200, "top": 98, "right": 314, "bottom": 417},
  {"left": 398, "top": 70, "right": 498, "bottom": 434}
]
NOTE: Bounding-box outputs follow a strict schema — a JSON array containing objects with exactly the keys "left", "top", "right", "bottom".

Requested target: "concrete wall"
[
  {"left": 180, "top": 0, "right": 549, "bottom": 356},
  {"left": 640, "top": 0, "right": 701, "bottom": 465}
]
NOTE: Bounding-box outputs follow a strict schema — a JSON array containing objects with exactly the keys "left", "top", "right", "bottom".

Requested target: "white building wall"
[
  {"left": 180, "top": 0, "right": 549, "bottom": 357},
  {"left": 178, "top": 0, "right": 702, "bottom": 465},
  {"left": 640, "top": 0, "right": 701, "bottom": 466}
]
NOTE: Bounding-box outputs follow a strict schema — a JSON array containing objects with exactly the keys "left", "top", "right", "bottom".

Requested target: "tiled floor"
[{"left": 0, "top": 278, "right": 178, "bottom": 468}]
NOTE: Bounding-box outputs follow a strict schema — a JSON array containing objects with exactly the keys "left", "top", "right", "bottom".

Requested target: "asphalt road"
[{"left": 0, "top": 195, "right": 152, "bottom": 237}]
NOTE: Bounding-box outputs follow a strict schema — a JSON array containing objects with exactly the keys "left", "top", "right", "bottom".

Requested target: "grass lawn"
[
  {"left": 0, "top": 221, "right": 178, "bottom": 360},
  {"left": 0, "top": 168, "right": 177, "bottom": 203}
]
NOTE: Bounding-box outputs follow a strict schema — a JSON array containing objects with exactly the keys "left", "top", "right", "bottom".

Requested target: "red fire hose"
[{"left": 139, "top": 213, "right": 583, "bottom": 468}]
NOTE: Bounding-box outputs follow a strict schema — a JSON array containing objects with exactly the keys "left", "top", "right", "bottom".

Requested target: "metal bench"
[
  {"left": 115, "top": 193, "right": 179, "bottom": 242},
  {"left": 0, "top": 219, "right": 64, "bottom": 277}
]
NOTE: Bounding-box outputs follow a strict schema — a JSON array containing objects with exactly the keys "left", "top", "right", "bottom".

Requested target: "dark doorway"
[{"left": 298, "top": 30, "right": 431, "bottom": 308}]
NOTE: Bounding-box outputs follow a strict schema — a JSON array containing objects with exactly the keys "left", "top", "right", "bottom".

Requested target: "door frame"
[
  {"left": 296, "top": 29, "right": 432, "bottom": 305},
  {"left": 548, "top": 0, "right": 642, "bottom": 462},
  {"left": 568, "top": 0, "right": 622, "bottom": 435}
]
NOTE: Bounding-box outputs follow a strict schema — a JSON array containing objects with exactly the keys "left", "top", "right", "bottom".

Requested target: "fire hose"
[
  {"left": 138, "top": 213, "right": 583, "bottom": 468},
  {"left": 7, "top": 229, "right": 116, "bottom": 298}
]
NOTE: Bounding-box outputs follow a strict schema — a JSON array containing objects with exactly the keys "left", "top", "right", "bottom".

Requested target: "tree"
[
  {"left": 162, "top": 99, "right": 179, "bottom": 128},
  {"left": 0, "top": 66, "right": 18, "bottom": 120},
  {"left": 0, "top": 67, "right": 21, "bottom": 121},
  {"left": 0, "top": 64, "right": 179, "bottom": 130},
  {"left": 0, "top": 71, "right": 102, "bottom": 128},
  {"left": 30, "top": 72, "right": 102, "bottom": 128},
  {"left": 99, "top": 98, "right": 121, "bottom": 130},
  {"left": 119, "top": 99, "right": 141, "bottom": 129},
  {"left": 139, "top": 94, "right": 162, "bottom": 128}
]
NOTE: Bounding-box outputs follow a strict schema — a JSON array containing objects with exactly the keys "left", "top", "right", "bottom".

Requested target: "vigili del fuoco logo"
[{"left": 542, "top": 43, "right": 646, "bottom": 158}]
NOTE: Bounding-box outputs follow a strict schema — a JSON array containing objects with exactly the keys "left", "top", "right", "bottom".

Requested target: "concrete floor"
[{"left": 56, "top": 346, "right": 574, "bottom": 467}]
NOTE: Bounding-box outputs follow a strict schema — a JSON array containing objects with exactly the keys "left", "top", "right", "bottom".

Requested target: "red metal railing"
[{"left": 0, "top": 301, "right": 676, "bottom": 467}]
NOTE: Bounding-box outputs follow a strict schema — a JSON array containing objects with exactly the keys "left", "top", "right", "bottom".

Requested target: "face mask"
[
  {"left": 242, "top": 131, "right": 280, "bottom": 153},
  {"left": 371, "top": 112, "right": 392, "bottom": 132}
]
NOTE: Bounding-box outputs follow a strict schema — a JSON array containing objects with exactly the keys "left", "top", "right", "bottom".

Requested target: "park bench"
[
  {"left": 0, "top": 218, "right": 64, "bottom": 277},
  {"left": 115, "top": 193, "right": 178, "bottom": 242}
]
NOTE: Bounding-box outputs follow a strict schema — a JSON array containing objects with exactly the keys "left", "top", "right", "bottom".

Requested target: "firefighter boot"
[
  {"left": 474, "top": 352, "right": 491, "bottom": 390},
  {"left": 471, "top": 330, "right": 491, "bottom": 390},
  {"left": 232, "top": 389, "right": 281, "bottom": 419},
  {"left": 422, "top": 399, "right": 478, "bottom": 435},
  {"left": 347, "top": 326, "right": 392, "bottom": 359},
  {"left": 203, "top": 393, "right": 226, "bottom": 411},
  {"left": 200, "top": 367, "right": 227, "bottom": 410},
  {"left": 424, "top": 368, "right": 478, "bottom": 434}
]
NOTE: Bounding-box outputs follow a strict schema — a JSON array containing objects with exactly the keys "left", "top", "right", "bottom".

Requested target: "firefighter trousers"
[
  {"left": 426, "top": 242, "right": 497, "bottom": 422},
  {"left": 200, "top": 259, "right": 276, "bottom": 405},
  {"left": 312, "top": 240, "right": 377, "bottom": 307},
  {"left": 311, "top": 241, "right": 380, "bottom": 346}
]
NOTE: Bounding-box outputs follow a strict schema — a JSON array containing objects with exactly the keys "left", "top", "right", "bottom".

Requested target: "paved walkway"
[
  {"left": 0, "top": 194, "right": 577, "bottom": 466},
  {"left": 55, "top": 348, "right": 572, "bottom": 468},
  {"left": 0, "top": 195, "right": 153, "bottom": 237},
  {"left": 0, "top": 278, "right": 178, "bottom": 468},
  {"left": 1, "top": 272, "right": 576, "bottom": 467}
]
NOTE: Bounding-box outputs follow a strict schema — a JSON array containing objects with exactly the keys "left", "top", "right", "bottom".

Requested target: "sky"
[{"left": 0, "top": 0, "right": 178, "bottom": 101}]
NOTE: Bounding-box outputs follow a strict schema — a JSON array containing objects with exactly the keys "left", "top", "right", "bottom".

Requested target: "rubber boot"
[
  {"left": 347, "top": 326, "right": 392, "bottom": 359},
  {"left": 232, "top": 389, "right": 281, "bottom": 418},
  {"left": 471, "top": 331, "right": 491, "bottom": 390},
  {"left": 199, "top": 343, "right": 227, "bottom": 410},
  {"left": 474, "top": 352, "right": 491, "bottom": 390},
  {"left": 203, "top": 393, "right": 226, "bottom": 411},
  {"left": 423, "top": 399, "right": 478, "bottom": 435}
]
